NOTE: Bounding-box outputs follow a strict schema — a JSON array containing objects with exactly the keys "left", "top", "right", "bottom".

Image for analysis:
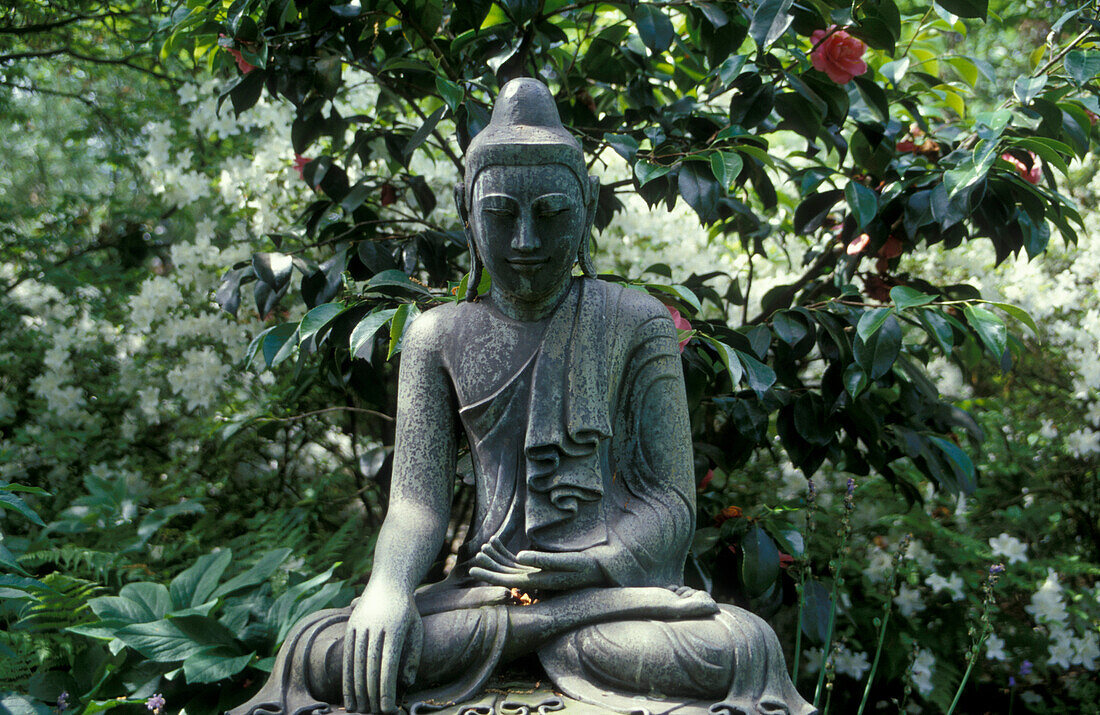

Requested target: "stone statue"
[{"left": 229, "top": 78, "right": 814, "bottom": 715}]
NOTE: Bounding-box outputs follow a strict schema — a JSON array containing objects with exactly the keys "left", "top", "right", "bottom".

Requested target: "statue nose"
[{"left": 511, "top": 212, "right": 540, "bottom": 253}]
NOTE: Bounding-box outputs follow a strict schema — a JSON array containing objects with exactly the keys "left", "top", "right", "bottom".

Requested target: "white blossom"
[
  {"left": 911, "top": 649, "right": 935, "bottom": 696},
  {"left": 925, "top": 572, "right": 965, "bottom": 601},
  {"left": 894, "top": 584, "right": 926, "bottom": 618},
  {"left": 1026, "top": 570, "right": 1069, "bottom": 626},
  {"left": 985, "top": 634, "right": 1007, "bottom": 661},
  {"left": 989, "top": 533, "right": 1028, "bottom": 564}
]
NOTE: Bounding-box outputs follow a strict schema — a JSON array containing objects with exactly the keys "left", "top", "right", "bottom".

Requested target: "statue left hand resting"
[
  {"left": 469, "top": 537, "right": 606, "bottom": 591},
  {"left": 342, "top": 581, "right": 424, "bottom": 713}
]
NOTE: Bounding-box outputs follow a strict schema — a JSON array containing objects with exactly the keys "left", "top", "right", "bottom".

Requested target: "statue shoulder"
[
  {"left": 401, "top": 301, "right": 462, "bottom": 355},
  {"left": 586, "top": 278, "right": 675, "bottom": 333}
]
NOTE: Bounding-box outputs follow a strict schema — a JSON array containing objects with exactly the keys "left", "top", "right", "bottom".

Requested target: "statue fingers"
[
  {"left": 469, "top": 566, "right": 535, "bottom": 590},
  {"left": 473, "top": 549, "right": 537, "bottom": 575},
  {"left": 483, "top": 538, "right": 523, "bottom": 568},
  {"left": 343, "top": 626, "right": 365, "bottom": 712},
  {"left": 515, "top": 549, "right": 586, "bottom": 572},
  {"left": 365, "top": 629, "right": 385, "bottom": 715},
  {"left": 378, "top": 626, "right": 403, "bottom": 714},
  {"left": 400, "top": 613, "right": 423, "bottom": 688}
]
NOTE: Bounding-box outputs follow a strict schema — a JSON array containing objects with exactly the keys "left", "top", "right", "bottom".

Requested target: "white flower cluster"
[
  {"left": 802, "top": 643, "right": 871, "bottom": 680},
  {"left": 1024, "top": 569, "right": 1099, "bottom": 671}
]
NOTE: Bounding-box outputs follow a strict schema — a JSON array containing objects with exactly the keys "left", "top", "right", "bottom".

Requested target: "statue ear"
[
  {"left": 578, "top": 175, "right": 599, "bottom": 277},
  {"left": 455, "top": 183, "right": 484, "bottom": 300}
]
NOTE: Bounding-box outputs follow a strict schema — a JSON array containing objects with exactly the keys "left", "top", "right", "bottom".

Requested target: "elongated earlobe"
[
  {"left": 578, "top": 175, "right": 599, "bottom": 277},
  {"left": 455, "top": 184, "right": 484, "bottom": 301}
]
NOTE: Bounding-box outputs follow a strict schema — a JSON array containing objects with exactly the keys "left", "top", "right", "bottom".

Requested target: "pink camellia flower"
[
  {"left": 293, "top": 153, "right": 311, "bottom": 181},
  {"left": 667, "top": 305, "right": 692, "bottom": 352},
  {"left": 810, "top": 26, "right": 868, "bottom": 84},
  {"left": 219, "top": 35, "right": 256, "bottom": 74},
  {"left": 1001, "top": 151, "right": 1042, "bottom": 185}
]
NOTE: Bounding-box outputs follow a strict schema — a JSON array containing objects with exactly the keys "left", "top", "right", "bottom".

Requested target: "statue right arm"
[{"left": 344, "top": 311, "right": 456, "bottom": 713}]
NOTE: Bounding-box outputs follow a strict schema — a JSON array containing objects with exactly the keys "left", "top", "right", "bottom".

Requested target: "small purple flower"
[
  {"left": 56, "top": 692, "right": 69, "bottom": 712},
  {"left": 843, "top": 478, "right": 856, "bottom": 511},
  {"left": 146, "top": 694, "right": 166, "bottom": 713},
  {"left": 846, "top": 477, "right": 856, "bottom": 495},
  {"left": 1009, "top": 676, "right": 1016, "bottom": 687},
  {"left": 989, "top": 563, "right": 1006, "bottom": 575},
  {"left": 807, "top": 479, "right": 816, "bottom": 504},
  {"left": 1019, "top": 660, "right": 1032, "bottom": 676}
]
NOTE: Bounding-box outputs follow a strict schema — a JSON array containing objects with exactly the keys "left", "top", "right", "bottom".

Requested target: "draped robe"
[{"left": 227, "top": 279, "right": 813, "bottom": 715}]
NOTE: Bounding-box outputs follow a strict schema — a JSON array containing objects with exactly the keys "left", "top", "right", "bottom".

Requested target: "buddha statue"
[{"left": 229, "top": 78, "right": 814, "bottom": 715}]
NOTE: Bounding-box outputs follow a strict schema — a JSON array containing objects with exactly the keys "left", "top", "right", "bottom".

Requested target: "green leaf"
[
  {"left": 119, "top": 582, "right": 171, "bottom": 621},
  {"left": 679, "top": 161, "right": 721, "bottom": 225},
  {"left": 349, "top": 308, "right": 398, "bottom": 360},
  {"left": 843, "top": 363, "right": 869, "bottom": 398},
  {"left": 890, "top": 286, "right": 935, "bottom": 311},
  {"left": 635, "top": 5, "right": 675, "bottom": 53},
  {"left": 604, "top": 133, "right": 639, "bottom": 163},
  {"left": 933, "top": 0, "right": 988, "bottom": 19},
  {"left": 709, "top": 151, "right": 743, "bottom": 191},
  {"left": 435, "top": 76, "right": 464, "bottom": 112},
  {"left": 853, "top": 314, "right": 901, "bottom": 379},
  {"left": 211, "top": 548, "right": 291, "bottom": 599},
  {"left": 1013, "top": 75, "right": 1047, "bottom": 105},
  {"left": 648, "top": 284, "right": 702, "bottom": 313},
  {"left": 800, "top": 579, "right": 833, "bottom": 645},
  {"left": 928, "top": 436, "right": 976, "bottom": 494},
  {"left": 298, "top": 302, "right": 346, "bottom": 344},
  {"left": 183, "top": 648, "right": 254, "bottom": 684},
  {"left": 845, "top": 181, "right": 878, "bottom": 230},
  {"left": 856, "top": 307, "right": 892, "bottom": 342},
  {"left": 741, "top": 526, "right": 780, "bottom": 598},
  {"left": 116, "top": 618, "right": 224, "bottom": 662},
  {"left": 170, "top": 550, "right": 234, "bottom": 611},
  {"left": 403, "top": 105, "right": 445, "bottom": 159},
  {"left": 388, "top": 303, "right": 413, "bottom": 359},
  {"left": 963, "top": 304, "right": 1007, "bottom": 358},
  {"left": 702, "top": 337, "right": 743, "bottom": 386},
  {"left": 634, "top": 160, "right": 670, "bottom": 187},
  {"left": 1064, "top": 50, "right": 1100, "bottom": 86},
  {"left": 261, "top": 322, "right": 297, "bottom": 368},
  {"left": 0, "top": 490, "right": 45, "bottom": 526},
  {"left": 749, "top": 0, "right": 794, "bottom": 50},
  {"left": 734, "top": 349, "right": 777, "bottom": 396},
  {"left": 987, "top": 302, "right": 1039, "bottom": 339}
]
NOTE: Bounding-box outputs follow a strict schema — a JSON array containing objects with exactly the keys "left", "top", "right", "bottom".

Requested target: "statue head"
[{"left": 455, "top": 78, "right": 598, "bottom": 309}]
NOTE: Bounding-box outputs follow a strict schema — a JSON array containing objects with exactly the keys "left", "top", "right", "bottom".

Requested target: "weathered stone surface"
[{"left": 228, "top": 78, "right": 814, "bottom": 715}]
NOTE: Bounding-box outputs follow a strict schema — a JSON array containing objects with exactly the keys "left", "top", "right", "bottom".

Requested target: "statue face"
[{"left": 470, "top": 163, "right": 585, "bottom": 308}]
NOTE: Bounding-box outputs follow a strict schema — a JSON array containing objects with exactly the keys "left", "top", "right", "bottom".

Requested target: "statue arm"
[
  {"left": 594, "top": 309, "right": 696, "bottom": 587},
  {"left": 344, "top": 313, "right": 455, "bottom": 713}
]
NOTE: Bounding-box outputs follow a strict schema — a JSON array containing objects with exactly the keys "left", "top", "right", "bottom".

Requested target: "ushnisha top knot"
[{"left": 462, "top": 78, "right": 590, "bottom": 206}]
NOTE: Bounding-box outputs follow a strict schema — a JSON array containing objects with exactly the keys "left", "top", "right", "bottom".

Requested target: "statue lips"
[{"left": 505, "top": 255, "right": 550, "bottom": 271}]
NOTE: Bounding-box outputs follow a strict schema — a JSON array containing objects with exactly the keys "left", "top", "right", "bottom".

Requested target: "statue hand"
[
  {"left": 469, "top": 537, "right": 605, "bottom": 591},
  {"left": 342, "top": 582, "right": 422, "bottom": 714}
]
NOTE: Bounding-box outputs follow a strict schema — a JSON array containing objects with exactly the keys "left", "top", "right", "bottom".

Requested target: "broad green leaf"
[
  {"left": 261, "top": 322, "right": 297, "bottom": 367},
  {"left": 987, "top": 302, "right": 1040, "bottom": 339},
  {"left": 890, "top": 286, "right": 935, "bottom": 311},
  {"left": 934, "top": 0, "right": 988, "bottom": 19},
  {"left": 702, "top": 337, "right": 743, "bottom": 386},
  {"left": 856, "top": 307, "right": 893, "bottom": 342},
  {"left": 929, "top": 436, "right": 976, "bottom": 494},
  {"left": 734, "top": 349, "right": 777, "bottom": 396},
  {"left": 298, "top": 302, "right": 345, "bottom": 343},
  {"left": 845, "top": 181, "right": 878, "bottom": 230},
  {"left": 388, "top": 303, "right": 417, "bottom": 359},
  {"left": 1013, "top": 75, "right": 1047, "bottom": 105},
  {"left": 183, "top": 649, "right": 254, "bottom": 684},
  {"left": 963, "top": 304, "right": 1007, "bottom": 357},
  {"left": 349, "top": 308, "right": 398, "bottom": 360},
  {"left": 853, "top": 314, "right": 901, "bottom": 379},
  {"left": 119, "top": 582, "right": 171, "bottom": 621},
  {"left": 648, "top": 284, "right": 702, "bottom": 313},
  {"left": 604, "top": 133, "right": 639, "bottom": 162},
  {"left": 948, "top": 56, "right": 979, "bottom": 86},
  {"left": 170, "top": 549, "right": 234, "bottom": 610},
  {"left": 634, "top": 160, "right": 670, "bottom": 187},
  {"left": 0, "top": 491, "right": 45, "bottom": 526},
  {"left": 1065, "top": 50, "right": 1100, "bottom": 86},
  {"left": 710, "top": 151, "right": 744, "bottom": 191},
  {"left": 635, "top": 5, "right": 675, "bottom": 53},
  {"left": 749, "top": 0, "right": 794, "bottom": 50},
  {"left": 435, "top": 76, "right": 463, "bottom": 112},
  {"left": 117, "top": 619, "right": 221, "bottom": 662},
  {"left": 741, "top": 525, "right": 780, "bottom": 598},
  {"left": 843, "top": 363, "right": 869, "bottom": 398},
  {"left": 211, "top": 548, "right": 292, "bottom": 599}
]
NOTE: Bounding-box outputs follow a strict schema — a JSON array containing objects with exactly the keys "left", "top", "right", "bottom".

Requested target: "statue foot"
[{"left": 611, "top": 585, "right": 719, "bottom": 620}]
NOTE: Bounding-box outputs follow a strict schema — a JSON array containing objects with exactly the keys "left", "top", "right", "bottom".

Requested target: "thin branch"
[
  {"left": 0, "top": 10, "right": 128, "bottom": 35},
  {"left": 264, "top": 406, "right": 395, "bottom": 423}
]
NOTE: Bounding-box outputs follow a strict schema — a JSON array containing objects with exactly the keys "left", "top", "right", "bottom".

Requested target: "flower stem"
[{"left": 856, "top": 609, "right": 890, "bottom": 715}]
